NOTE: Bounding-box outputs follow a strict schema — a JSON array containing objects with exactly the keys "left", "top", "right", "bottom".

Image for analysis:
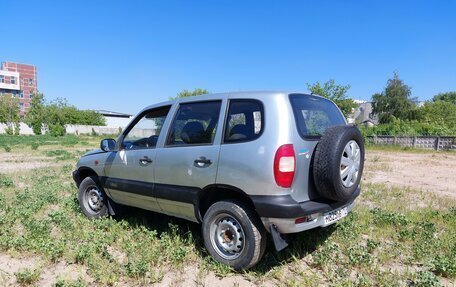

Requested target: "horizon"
[{"left": 1, "top": 1, "right": 455, "bottom": 114}]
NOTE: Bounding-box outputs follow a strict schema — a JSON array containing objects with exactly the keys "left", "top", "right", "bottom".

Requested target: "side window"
[
  {"left": 167, "top": 101, "right": 222, "bottom": 146},
  {"left": 224, "top": 99, "right": 264, "bottom": 143},
  {"left": 122, "top": 106, "right": 171, "bottom": 150}
]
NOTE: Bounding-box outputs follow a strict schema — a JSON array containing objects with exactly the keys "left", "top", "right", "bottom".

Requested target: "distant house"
[
  {"left": 347, "top": 100, "right": 378, "bottom": 126},
  {"left": 94, "top": 110, "right": 133, "bottom": 129}
]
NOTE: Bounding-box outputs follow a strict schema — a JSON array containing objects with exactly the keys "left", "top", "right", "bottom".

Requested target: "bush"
[
  {"left": 48, "top": 124, "right": 66, "bottom": 137},
  {"left": 359, "top": 119, "right": 456, "bottom": 137},
  {"left": 5, "top": 126, "right": 14, "bottom": 135}
]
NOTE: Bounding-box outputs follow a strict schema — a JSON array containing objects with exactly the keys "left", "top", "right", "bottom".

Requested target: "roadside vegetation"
[
  {"left": 0, "top": 94, "right": 105, "bottom": 136},
  {"left": 0, "top": 134, "right": 454, "bottom": 286},
  {"left": 361, "top": 74, "right": 456, "bottom": 136}
]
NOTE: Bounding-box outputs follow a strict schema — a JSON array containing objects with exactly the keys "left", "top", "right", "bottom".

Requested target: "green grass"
[{"left": 0, "top": 135, "right": 455, "bottom": 286}]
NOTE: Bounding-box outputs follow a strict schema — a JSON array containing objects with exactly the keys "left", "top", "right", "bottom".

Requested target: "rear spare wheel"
[{"left": 313, "top": 125, "right": 364, "bottom": 201}]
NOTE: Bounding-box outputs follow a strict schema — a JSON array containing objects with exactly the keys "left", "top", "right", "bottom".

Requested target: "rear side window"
[
  {"left": 224, "top": 99, "right": 264, "bottom": 143},
  {"left": 167, "top": 101, "right": 222, "bottom": 146},
  {"left": 289, "top": 94, "right": 345, "bottom": 138}
]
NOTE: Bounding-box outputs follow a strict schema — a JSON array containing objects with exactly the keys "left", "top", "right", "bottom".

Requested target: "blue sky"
[{"left": 1, "top": 1, "right": 455, "bottom": 114}]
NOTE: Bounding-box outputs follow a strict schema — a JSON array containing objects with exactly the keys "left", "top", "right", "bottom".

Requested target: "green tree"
[
  {"left": 0, "top": 94, "right": 20, "bottom": 135},
  {"left": 306, "top": 79, "right": 357, "bottom": 117},
  {"left": 45, "top": 98, "right": 68, "bottom": 136},
  {"left": 25, "top": 93, "right": 46, "bottom": 135},
  {"left": 419, "top": 101, "right": 456, "bottom": 130},
  {"left": 170, "top": 88, "right": 209, "bottom": 100},
  {"left": 25, "top": 94, "right": 106, "bottom": 135},
  {"left": 372, "top": 72, "right": 417, "bottom": 123},
  {"left": 432, "top": 91, "right": 456, "bottom": 105}
]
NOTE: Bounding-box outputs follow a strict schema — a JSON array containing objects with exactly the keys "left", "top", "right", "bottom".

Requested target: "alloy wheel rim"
[{"left": 340, "top": 140, "right": 361, "bottom": 188}]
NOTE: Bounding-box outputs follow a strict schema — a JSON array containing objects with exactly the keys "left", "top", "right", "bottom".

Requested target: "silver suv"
[{"left": 73, "top": 92, "right": 364, "bottom": 270}]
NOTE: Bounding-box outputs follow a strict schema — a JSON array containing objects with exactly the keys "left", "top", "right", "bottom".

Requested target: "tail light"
[{"left": 274, "top": 144, "right": 296, "bottom": 188}]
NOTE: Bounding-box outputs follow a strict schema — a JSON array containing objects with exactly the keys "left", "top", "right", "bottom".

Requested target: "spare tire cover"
[{"left": 312, "top": 125, "right": 365, "bottom": 201}]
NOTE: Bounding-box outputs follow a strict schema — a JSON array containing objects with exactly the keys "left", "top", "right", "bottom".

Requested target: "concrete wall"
[
  {"left": 66, "top": 125, "right": 120, "bottom": 135},
  {"left": 0, "top": 122, "right": 121, "bottom": 135},
  {"left": 366, "top": 136, "right": 456, "bottom": 150},
  {"left": 0, "top": 122, "right": 35, "bottom": 135},
  {"left": 104, "top": 117, "right": 132, "bottom": 129}
]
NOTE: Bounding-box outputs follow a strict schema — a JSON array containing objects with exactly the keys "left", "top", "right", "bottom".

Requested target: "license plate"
[{"left": 324, "top": 207, "right": 348, "bottom": 225}]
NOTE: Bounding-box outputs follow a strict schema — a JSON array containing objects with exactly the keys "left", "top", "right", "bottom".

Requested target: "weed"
[
  {"left": 312, "top": 241, "right": 340, "bottom": 267},
  {"left": 431, "top": 254, "right": 456, "bottom": 278},
  {"left": 370, "top": 208, "right": 408, "bottom": 226},
  {"left": 4, "top": 145, "right": 11, "bottom": 152},
  {"left": 53, "top": 278, "right": 87, "bottom": 287},
  {"left": 14, "top": 268, "right": 41, "bottom": 286},
  {"left": 45, "top": 149, "right": 73, "bottom": 161},
  {"left": 30, "top": 142, "right": 40, "bottom": 150},
  {"left": 0, "top": 174, "right": 14, "bottom": 187},
  {"left": 347, "top": 245, "right": 373, "bottom": 266},
  {"left": 410, "top": 271, "right": 442, "bottom": 287},
  {"left": 125, "top": 258, "right": 149, "bottom": 278}
]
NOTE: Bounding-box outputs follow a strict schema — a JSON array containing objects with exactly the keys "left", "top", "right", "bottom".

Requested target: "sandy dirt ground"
[
  {"left": 363, "top": 150, "right": 456, "bottom": 199},
  {"left": 0, "top": 153, "right": 58, "bottom": 173}
]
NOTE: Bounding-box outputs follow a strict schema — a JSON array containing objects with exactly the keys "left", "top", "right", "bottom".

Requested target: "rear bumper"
[
  {"left": 261, "top": 200, "right": 356, "bottom": 234},
  {"left": 251, "top": 187, "right": 360, "bottom": 234}
]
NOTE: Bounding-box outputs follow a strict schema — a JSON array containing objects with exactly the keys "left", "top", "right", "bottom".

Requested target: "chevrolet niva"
[{"left": 73, "top": 92, "right": 364, "bottom": 270}]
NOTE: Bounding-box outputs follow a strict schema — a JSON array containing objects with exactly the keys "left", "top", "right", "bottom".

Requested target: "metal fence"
[{"left": 365, "top": 136, "right": 456, "bottom": 150}]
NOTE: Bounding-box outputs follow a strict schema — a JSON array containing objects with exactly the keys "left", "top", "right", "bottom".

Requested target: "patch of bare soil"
[
  {"left": 156, "top": 265, "right": 261, "bottom": 287},
  {"left": 363, "top": 150, "right": 456, "bottom": 199},
  {"left": 0, "top": 152, "right": 58, "bottom": 173},
  {"left": 0, "top": 253, "right": 91, "bottom": 286}
]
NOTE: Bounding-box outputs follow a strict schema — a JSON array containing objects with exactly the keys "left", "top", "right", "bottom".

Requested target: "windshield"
[{"left": 289, "top": 94, "right": 346, "bottom": 138}]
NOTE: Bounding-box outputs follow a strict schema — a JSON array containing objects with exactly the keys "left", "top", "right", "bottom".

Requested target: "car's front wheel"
[
  {"left": 77, "top": 176, "right": 108, "bottom": 218},
  {"left": 202, "top": 200, "right": 266, "bottom": 270}
]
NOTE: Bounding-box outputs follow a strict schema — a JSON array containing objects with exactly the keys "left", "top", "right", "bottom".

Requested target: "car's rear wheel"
[
  {"left": 202, "top": 200, "right": 266, "bottom": 270},
  {"left": 78, "top": 176, "right": 108, "bottom": 218}
]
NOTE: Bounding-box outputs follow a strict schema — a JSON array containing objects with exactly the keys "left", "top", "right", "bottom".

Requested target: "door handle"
[
  {"left": 194, "top": 157, "right": 212, "bottom": 166},
  {"left": 139, "top": 156, "right": 153, "bottom": 166}
]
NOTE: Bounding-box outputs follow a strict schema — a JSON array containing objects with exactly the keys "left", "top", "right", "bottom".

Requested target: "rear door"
[
  {"left": 103, "top": 106, "right": 171, "bottom": 212},
  {"left": 153, "top": 100, "right": 224, "bottom": 221}
]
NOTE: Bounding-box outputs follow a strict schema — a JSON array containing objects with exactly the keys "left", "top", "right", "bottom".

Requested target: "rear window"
[{"left": 289, "top": 94, "right": 346, "bottom": 138}]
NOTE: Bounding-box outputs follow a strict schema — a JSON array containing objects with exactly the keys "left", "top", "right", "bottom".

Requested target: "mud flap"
[
  {"left": 107, "top": 198, "right": 117, "bottom": 216},
  {"left": 269, "top": 224, "right": 288, "bottom": 251}
]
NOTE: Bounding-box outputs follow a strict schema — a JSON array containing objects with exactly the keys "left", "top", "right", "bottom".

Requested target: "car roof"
[{"left": 140, "top": 91, "right": 317, "bottom": 113}]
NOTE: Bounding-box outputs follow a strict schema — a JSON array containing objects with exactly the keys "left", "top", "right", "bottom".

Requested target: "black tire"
[
  {"left": 202, "top": 200, "right": 267, "bottom": 271},
  {"left": 313, "top": 125, "right": 365, "bottom": 201},
  {"left": 77, "top": 176, "right": 109, "bottom": 218}
]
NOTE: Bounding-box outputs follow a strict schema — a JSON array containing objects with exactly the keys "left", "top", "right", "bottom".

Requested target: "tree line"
[
  {"left": 1, "top": 75, "right": 454, "bottom": 137},
  {"left": 367, "top": 73, "right": 456, "bottom": 136},
  {"left": 0, "top": 93, "right": 105, "bottom": 136}
]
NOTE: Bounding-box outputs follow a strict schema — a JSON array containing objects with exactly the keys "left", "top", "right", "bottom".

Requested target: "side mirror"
[{"left": 100, "top": 139, "right": 116, "bottom": 152}]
